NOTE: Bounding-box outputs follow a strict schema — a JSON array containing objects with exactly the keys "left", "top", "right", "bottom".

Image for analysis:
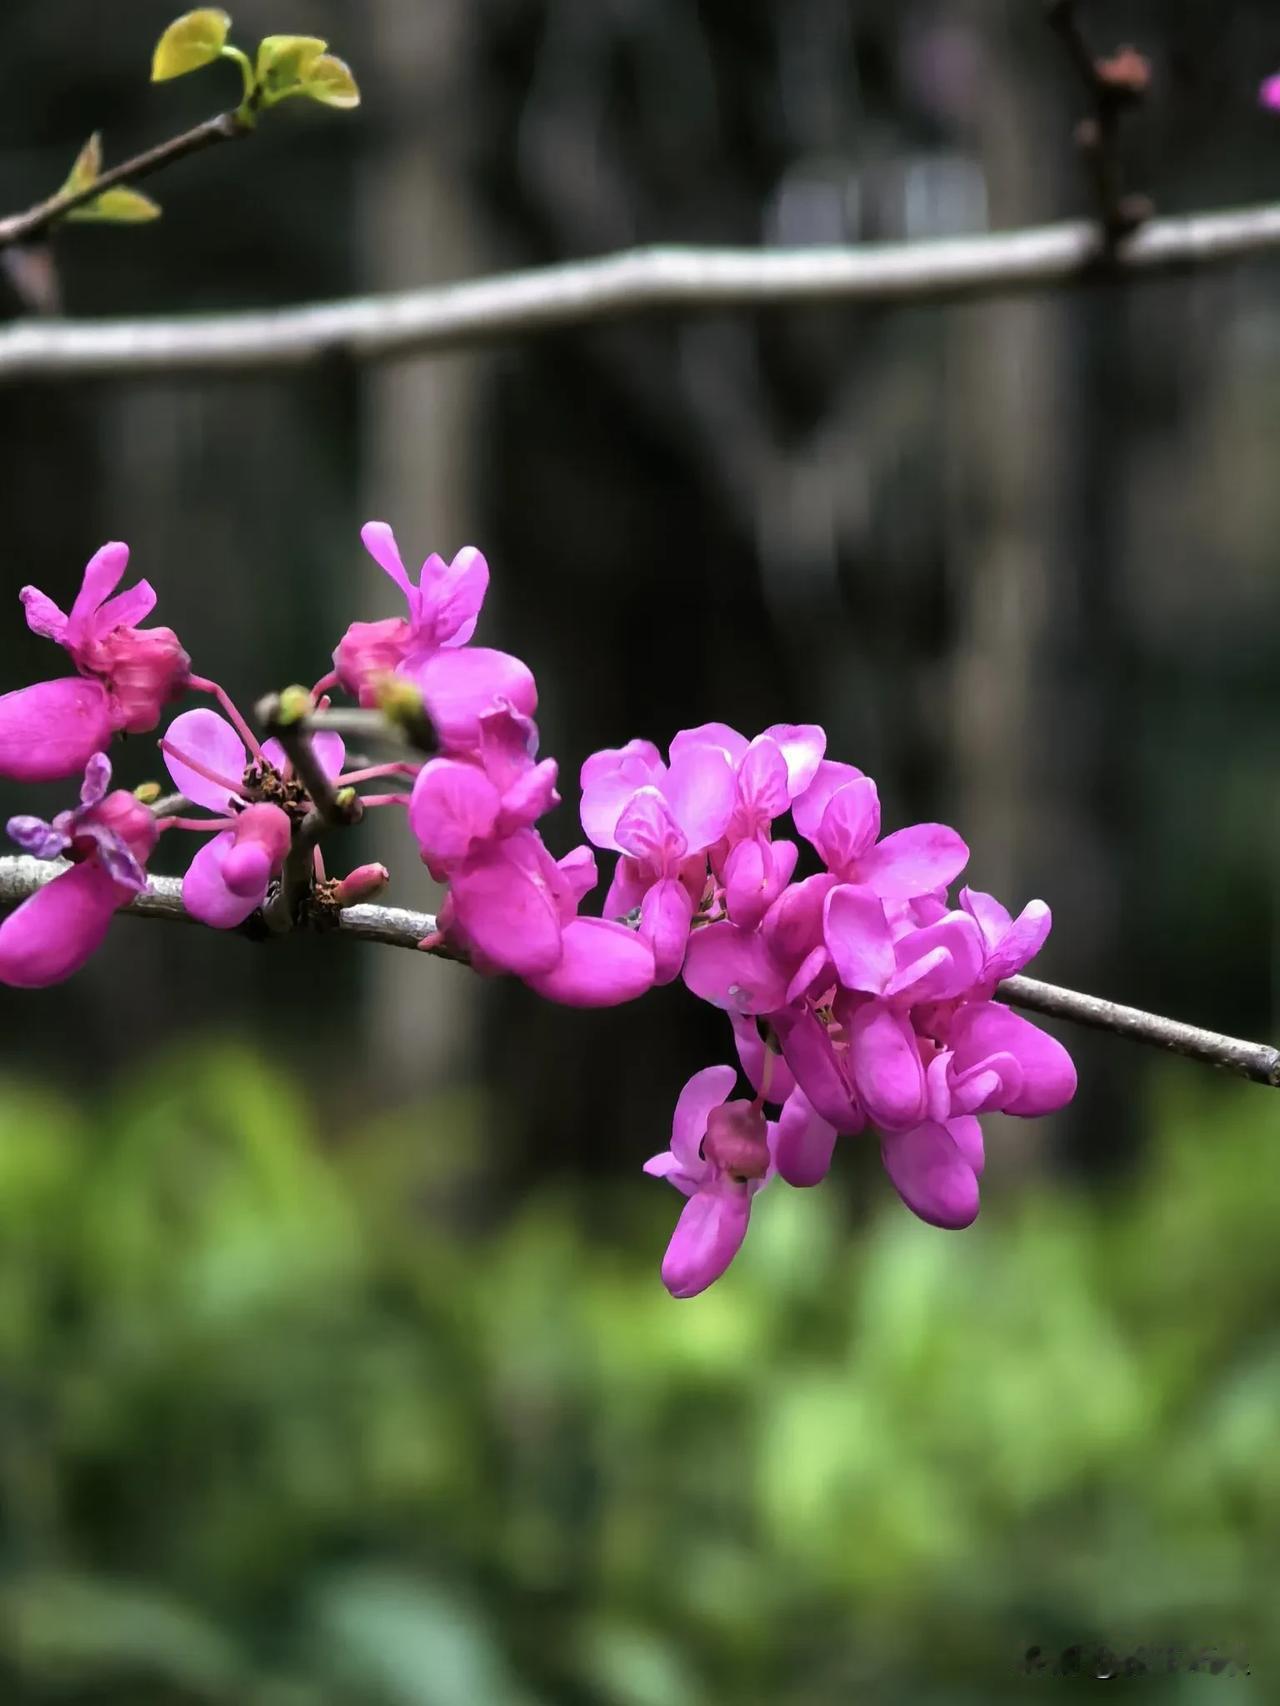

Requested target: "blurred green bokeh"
[{"left": 0, "top": 1045, "right": 1272, "bottom": 1703}]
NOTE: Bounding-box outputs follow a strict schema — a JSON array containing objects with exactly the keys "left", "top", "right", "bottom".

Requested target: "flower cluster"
[
  {"left": 583, "top": 729, "right": 1076, "bottom": 1295},
  {"left": 0, "top": 524, "right": 1076, "bottom": 1297}
]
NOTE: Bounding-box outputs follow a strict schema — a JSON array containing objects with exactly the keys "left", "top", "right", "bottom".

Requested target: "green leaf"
[
  {"left": 151, "top": 9, "right": 232, "bottom": 81},
  {"left": 61, "top": 132, "right": 102, "bottom": 196},
  {"left": 256, "top": 33, "right": 327, "bottom": 96},
  {"left": 65, "top": 187, "right": 162, "bottom": 225},
  {"left": 300, "top": 53, "right": 361, "bottom": 110}
]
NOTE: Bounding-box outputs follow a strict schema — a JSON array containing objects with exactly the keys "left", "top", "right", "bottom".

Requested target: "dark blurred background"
[{"left": 0, "top": 2, "right": 1277, "bottom": 1700}]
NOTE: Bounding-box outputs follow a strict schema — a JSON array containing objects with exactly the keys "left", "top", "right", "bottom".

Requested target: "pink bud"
[
  {"left": 332, "top": 617, "right": 412, "bottom": 705},
  {"left": 96, "top": 625, "right": 191, "bottom": 734},
  {"left": 702, "top": 1099, "right": 771, "bottom": 1180},
  {"left": 333, "top": 862, "right": 391, "bottom": 906},
  {"left": 89, "top": 790, "right": 160, "bottom": 867}
]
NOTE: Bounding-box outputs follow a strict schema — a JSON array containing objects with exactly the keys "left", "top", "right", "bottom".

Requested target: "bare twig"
[
  {"left": 0, "top": 855, "right": 1272, "bottom": 1085},
  {"left": 290, "top": 704, "right": 437, "bottom": 757},
  {"left": 1046, "top": 0, "right": 1152, "bottom": 239},
  {"left": 4, "top": 202, "right": 1280, "bottom": 382},
  {"left": 0, "top": 112, "right": 251, "bottom": 252}
]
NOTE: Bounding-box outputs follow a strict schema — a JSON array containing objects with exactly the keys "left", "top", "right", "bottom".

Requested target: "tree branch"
[
  {"left": 0, "top": 112, "right": 251, "bottom": 252},
  {"left": 0, "top": 856, "right": 1273, "bottom": 1085},
  {"left": 3, "top": 202, "right": 1280, "bottom": 381}
]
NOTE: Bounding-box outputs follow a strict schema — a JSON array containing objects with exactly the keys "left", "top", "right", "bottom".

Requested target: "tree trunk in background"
[
  {"left": 945, "top": 1, "right": 1125, "bottom": 1170},
  {"left": 358, "top": 0, "right": 484, "bottom": 1092}
]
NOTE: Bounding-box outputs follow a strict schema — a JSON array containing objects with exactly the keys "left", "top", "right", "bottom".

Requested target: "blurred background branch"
[{"left": 4, "top": 201, "right": 1280, "bottom": 380}]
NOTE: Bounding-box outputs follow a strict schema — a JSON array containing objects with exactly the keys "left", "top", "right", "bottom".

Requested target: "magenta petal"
[
  {"left": 945, "top": 1114, "right": 985, "bottom": 1178},
  {"left": 660, "top": 1186, "right": 752, "bottom": 1299},
  {"left": 762, "top": 872, "right": 835, "bottom": 967},
  {"left": 498, "top": 758, "right": 560, "bottom": 834},
  {"left": 682, "top": 921, "right": 789, "bottom": 1015},
  {"left": 68, "top": 541, "right": 130, "bottom": 631},
  {"left": 737, "top": 738, "right": 791, "bottom": 821},
  {"left": 162, "top": 709, "right": 246, "bottom": 810},
  {"left": 958, "top": 885, "right": 1011, "bottom": 944},
  {"left": 1261, "top": 73, "right": 1280, "bottom": 112},
  {"left": 615, "top": 788, "right": 686, "bottom": 868},
  {"left": 859, "top": 823, "right": 969, "bottom": 900},
  {"left": 881, "top": 1122, "right": 980, "bottom": 1229},
  {"left": 414, "top": 647, "right": 538, "bottom": 752},
  {"left": 727, "top": 838, "right": 799, "bottom": 935},
  {"left": 670, "top": 1063, "right": 738, "bottom": 1170},
  {"left": 360, "top": 521, "right": 415, "bottom": 608},
  {"left": 775, "top": 1006, "right": 864, "bottom": 1133},
  {"left": 220, "top": 842, "right": 273, "bottom": 899},
  {"left": 730, "top": 1014, "right": 796, "bottom": 1105},
  {"left": 639, "top": 877, "right": 695, "bottom": 985},
  {"left": 816, "top": 778, "right": 881, "bottom": 875},
  {"left": 524, "top": 916, "right": 655, "bottom": 1007},
  {"left": 823, "top": 882, "right": 894, "bottom": 994},
  {"left": 762, "top": 723, "right": 826, "bottom": 796},
  {"left": 888, "top": 914, "right": 986, "bottom": 1004},
  {"left": 19, "top": 586, "right": 68, "bottom": 643},
  {"left": 92, "top": 579, "right": 158, "bottom": 634},
  {"left": 0, "top": 860, "right": 121, "bottom": 986},
  {"left": 987, "top": 899, "right": 1053, "bottom": 981},
  {"left": 668, "top": 722, "right": 749, "bottom": 766},
  {"left": 792, "top": 760, "right": 866, "bottom": 842},
  {"left": 0, "top": 678, "right": 114, "bottom": 782},
  {"left": 183, "top": 835, "right": 262, "bottom": 928},
  {"left": 408, "top": 759, "right": 501, "bottom": 867},
  {"left": 423, "top": 545, "right": 489, "bottom": 647},
  {"left": 449, "top": 839, "right": 562, "bottom": 977},
  {"left": 850, "top": 1001, "right": 927, "bottom": 1131},
  {"left": 663, "top": 746, "right": 736, "bottom": 851},
  {"left": 950, "top": 1003, "right": 1076, "bottom": 1117},
  {"left": 556, "top": 845, "right": 598, "bottom": 908},
  {"left": 771, "top": 1087, "right": 838, "bottom": 1188}
]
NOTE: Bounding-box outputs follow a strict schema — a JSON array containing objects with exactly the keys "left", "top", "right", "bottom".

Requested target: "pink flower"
[
  {"left": 441, "top": 828, "right": 655, "bottom": 1007},
  {"left": 0, "top": 677, "right": 115, "bottom": 783},
  {"left": 0, "top": 753, "right": 157, "bottom": 986},
  {"left": 19, "top": 541, "right": 190, "bottom": 737},
  {"left": 957, "top": 885, "right": 1052, "bottom": 990},
  {"left": 161, "top": 708, "right": 343, "bottom": 928},
  {"left": 581, "top": 736, "right": 736, "bottom": 982},
  {"left": 644, "top": 1066, "right": 773, "bottom": 1298},
  {"left": 409, "top": 706, "right": 558, "bottom": 877},
  {"left": 334, "top": 521, "right": 492, "bottom": 705},
  {"left": 880, "top": 1116, "right": 985, "bottom": 1230},
  {"left": 793, "top": 761, "right": 969, "bottom": 899},
  {"left": 1261, "top": 74, "right": 1280, "bottom": 112}
]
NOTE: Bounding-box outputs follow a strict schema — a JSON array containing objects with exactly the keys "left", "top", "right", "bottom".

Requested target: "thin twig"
[
  {"left": 292, "top": 704, "right": 436, "bottom": 757},
  {"left": 0, "top": 855, "right": 1272, "bottom": 1085},
  {"left": 0, "top": 112, "right": 250, "bottom": 251},
  {"left": 4, "top": 202, "right": 1280, "bottom": 382},
  {"left": 1046, "top": 0, "right": 1152, "bottom": 239},
  {"left": 261, "top": 808, "right": 330, "bottom": 934}
]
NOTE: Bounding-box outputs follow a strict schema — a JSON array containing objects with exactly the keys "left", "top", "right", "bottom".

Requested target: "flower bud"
[
  {"left": 332, "top": 862, "right": 390, "bottom": 906},
  {"left": 702, "top": 1099, "right": 771, "bottom": 1181},
  {"left": 96, "top": 625, "right": 191, "bottom": 734}
]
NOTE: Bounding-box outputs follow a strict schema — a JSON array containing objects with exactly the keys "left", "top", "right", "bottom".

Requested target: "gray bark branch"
[
  {"left": 0, "top": 856, "right": 1273, "bottom": 1085},
  {"left": 4, "top": 201, "right": 1280, "bottom": 381}
]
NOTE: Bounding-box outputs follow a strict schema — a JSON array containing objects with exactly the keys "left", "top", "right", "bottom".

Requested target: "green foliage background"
[{"left": 0, "top": 1046, "right": 1272, "bottom": 1703}]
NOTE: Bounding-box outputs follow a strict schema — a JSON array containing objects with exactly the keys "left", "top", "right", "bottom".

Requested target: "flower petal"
[
  {"left": 67, "top": 541, "right": 130, "bottom": 633},
  {"left": 0, "top": 860, "right": 121, "bottom": 986},
  {"left": 408, "top": 759, "right": 501, "bottom": 868},
  {"left": 774, "top": 1005, "right": 865, "bottom": 1133},
  {"left": 162, "top": 709, "right": 246, "bottom": 811},
  {"left": 19, "top": 585, "right": 68, "bottom": 643},
  {"left": 771, "top": 1086, "right": 838, "bottom": 1188},
  {"left": 414, "top": 646, "right": 537, "bottom": 752},
  {"left": 792, "top": 759, "right": 866, "bottom": 842},
  {"left": 816, "top": 778, "right": 881, "bottom": 875},
  {"left": 761, "top": 723, "right": 826, "bottom": 796},
  {"left": 881, "top": 1122, "right": 980, "bottom": 1229},
  {"left": 448, "top": 835, "right": 562, "bottom": 977},
  {"left": 663, "top": 745, "right": 736, "bottom": 851},
  {"left": 524, "top": 916, "right": 656, "bottom": 1007},
  {"left": 730, "top": 1013, "right": 796, "bottom": 1105},
  {"left": 660, "top": 1185, "right": 753, "bottom": 1299},
  {"left": 639, "top": 877, "right": 695, "bottom": 985},
  {"left": 0, "top": 678, "right": 114, "bottom": 782},
  {"left": 421, "top": 546, "right": 490, "bottom": 648},
  {"left": 949, "top": 1002, "right": 1076, "bottom": 1117},
  {"left": 682, "top": 921, "right": 789, "bottom": 1015},
  {"left": 668, "top": 722, "right": 749, "bottom": 766},
  {"left": 662, "top": 1063, "right": 735, "bottom": 1174},
  {"left": 182, "top": 834, "right": 262, "bottom": 928},
  {"left": 360, "top": 520, "right": 416, "bottom": 609},
  {"left": 849, "top": 1001, "right": 927, "bottom": 1130},
  {"left": 859, "top": 823, "right": 969, "bottom": 900},
  {"left": 823, "top": 882, "right": 894, "bottom": 994}
]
